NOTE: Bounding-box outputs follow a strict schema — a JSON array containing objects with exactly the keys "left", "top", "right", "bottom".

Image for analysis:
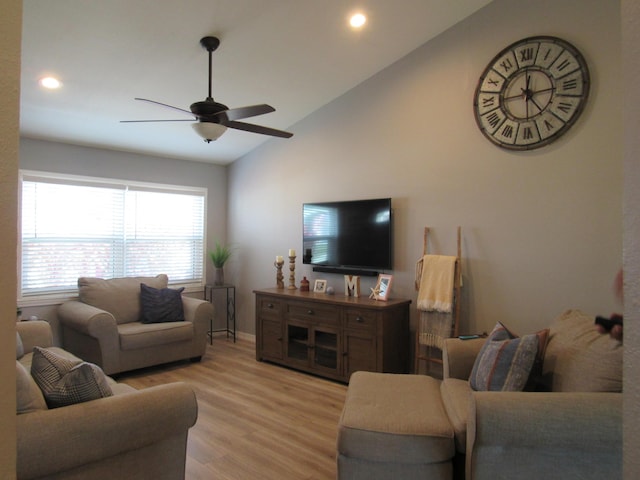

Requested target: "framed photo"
[
  {"left": 313, "top": 279, "right": 327, "bottom": 293},
  {"left": 372, "top": 274, "right": 393, "bottom": 301}
]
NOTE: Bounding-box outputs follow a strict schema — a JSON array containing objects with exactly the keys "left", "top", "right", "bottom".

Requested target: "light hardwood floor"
[{"left": 118, "top": 336, "right": 348, "bottom": 480}]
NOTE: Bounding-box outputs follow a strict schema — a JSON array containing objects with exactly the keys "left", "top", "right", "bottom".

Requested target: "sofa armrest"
[
  {"left": 466, "top": 391, "right": 622, "bottom": 480},
  {"left": 16, "top": 320, "right": 53, "bottom": 351},
  {"left": 58, "top": 300, "right": 121, "bottom": 372},
  {"left": 58, "top": 300, "right": 118, "bottom": 338},
  {"left": 182, "top": 296, "right": 213, "bottom": 339},
  {"left": 17, "top": 382, "right": 198, "bottom": 479},
  {"left": 442, "top": 337, "right": 485, "bottom": 380}
]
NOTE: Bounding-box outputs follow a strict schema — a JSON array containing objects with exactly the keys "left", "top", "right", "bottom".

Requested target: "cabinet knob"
[
  {"left": 356, "top": 316, "right": 364, "bottom": 323},
  {"left": 267, "top": 303, "right": 274, "bottom": 309},
  {"left": 307, "top": 309, "right": 314, "bottom": 315}
]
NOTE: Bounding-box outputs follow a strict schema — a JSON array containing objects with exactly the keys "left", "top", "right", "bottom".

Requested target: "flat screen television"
[{"left": 302, "top": 198, "right": 392, "bottom": 276}]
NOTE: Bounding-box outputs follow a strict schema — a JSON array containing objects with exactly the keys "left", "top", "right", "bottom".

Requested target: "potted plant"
[{"left": 209, "top": 241, "right": 233, "bottom": 285}]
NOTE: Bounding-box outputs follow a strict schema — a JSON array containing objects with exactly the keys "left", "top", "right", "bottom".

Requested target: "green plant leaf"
[{"left": 209, "top": 241, "right": 233, "bottom": 268}]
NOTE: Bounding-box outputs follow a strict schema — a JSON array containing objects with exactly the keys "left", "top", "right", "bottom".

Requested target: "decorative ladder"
[{"left": 414, "top": 226, "right": 462, "bottom": 375}]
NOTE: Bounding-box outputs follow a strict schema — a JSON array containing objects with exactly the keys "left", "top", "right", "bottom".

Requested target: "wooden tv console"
[{"left": 254, "top": 288, "right": 411, "bottom": 383}]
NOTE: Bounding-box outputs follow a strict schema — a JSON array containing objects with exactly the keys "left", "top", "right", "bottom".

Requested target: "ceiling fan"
[{"left": 121, "top": 36, "right": 293, "bottom": 142}]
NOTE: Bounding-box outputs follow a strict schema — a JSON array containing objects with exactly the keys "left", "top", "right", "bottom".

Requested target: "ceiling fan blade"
[
  {"left": 226, "top": 120, "right": 293, "bottom": 138},
  {"left": 134, "top": 98, "right": 196, "bottom": 118},
  {"left": 120, "top": 119, "right": 195, "bottom": 123},
  {"left": 222, "top": 104, "right": 275, "bottom": 121}
]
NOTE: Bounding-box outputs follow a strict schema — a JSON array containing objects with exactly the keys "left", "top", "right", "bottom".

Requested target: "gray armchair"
[
  {"left": 58, "top": 274, "right": 213, "bottom": 375},
  {"left": 17, "top": 320, "right": 198, "bottom": 480},
  {"left": 441, "top": 309, "right": 622, "bottom": 480}
]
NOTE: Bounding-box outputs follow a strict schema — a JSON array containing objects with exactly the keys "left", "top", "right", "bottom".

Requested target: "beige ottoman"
[{"left": 337, "top": 372, "right": 455, "bottom": 480}]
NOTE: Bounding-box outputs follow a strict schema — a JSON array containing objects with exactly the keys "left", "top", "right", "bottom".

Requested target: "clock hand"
[
  {"left": 528, "top": 85, "right": 556, "bottom": 112},
  {"left": 525, "top": 72, "right": 531, "bottom": 119},
  {"left": 530, "top": 86, "right": 556, "bottom": 95},
  {"left": 529, "top": 96, "right": 544, "bottom": 112}
]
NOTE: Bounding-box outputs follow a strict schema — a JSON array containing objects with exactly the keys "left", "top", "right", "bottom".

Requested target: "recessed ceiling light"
[
  {"left": 39, "top": 76, "right": 61, "bottom": 89},
  {"left": 349, "top": 13, "right": 367, "bottom": 29}
]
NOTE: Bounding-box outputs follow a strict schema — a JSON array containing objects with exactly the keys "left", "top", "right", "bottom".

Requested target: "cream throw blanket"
[{"left": 416, "top": 255, "right": 457, "bottom": 349}]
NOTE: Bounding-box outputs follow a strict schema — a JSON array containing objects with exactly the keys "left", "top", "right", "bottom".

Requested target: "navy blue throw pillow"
[{"left": 139, "top": 283, "right": 185, "bottom": 324}]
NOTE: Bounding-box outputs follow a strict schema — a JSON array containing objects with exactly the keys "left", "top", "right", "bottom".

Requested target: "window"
[{"left": 19, "top": 171, "right": 206, "bottom": 299}]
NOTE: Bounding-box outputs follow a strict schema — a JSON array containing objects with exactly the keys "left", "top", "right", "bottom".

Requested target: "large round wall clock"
[{"left": 474, "top": 36, "right": 590, "bottom": 150}]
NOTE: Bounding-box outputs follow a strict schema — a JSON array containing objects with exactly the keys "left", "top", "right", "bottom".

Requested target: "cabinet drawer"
[
  {"left": 257, "top": 297, "right": 282, "bottom": 318},
  {"left": 344, "top": 309, "right": 376, "bottom": 330},
  {"left": 288, "top": 302, "right": 339, "bottom": 325}
]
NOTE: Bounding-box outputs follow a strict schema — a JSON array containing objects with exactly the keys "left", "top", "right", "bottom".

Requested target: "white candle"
[
  {"left": 276, "top": 255, "right": 283, "bottom": 263},
  {"left": 289, "top": 249, "right": 296, "bottom": 257}
]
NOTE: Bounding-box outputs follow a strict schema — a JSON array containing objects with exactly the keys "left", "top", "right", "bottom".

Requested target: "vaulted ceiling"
[{"left": 20, "top": 0, "right": 492, "bottom": 164}]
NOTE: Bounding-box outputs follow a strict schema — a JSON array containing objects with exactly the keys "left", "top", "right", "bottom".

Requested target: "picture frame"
[
  {"left": 372, "top": 274, "right": 393, "bottom": 301},
  {"left": 313, "top": 279, "right": 327, "bottom": 293}
]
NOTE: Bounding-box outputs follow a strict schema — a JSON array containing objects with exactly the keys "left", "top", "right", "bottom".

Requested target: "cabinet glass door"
[
  {"left": 313, "top": 329, "right": 338, "bottom": 370},
  {"left": 287, "top": 324, "right": 309, "bottom": 362}
]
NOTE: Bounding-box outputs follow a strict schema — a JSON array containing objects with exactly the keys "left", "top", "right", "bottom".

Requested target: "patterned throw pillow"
[
  {"left": 30, "top": 347, "right": 113, "bottom": 408},
  {"left": 139, "top": 283, "right": 185, "bottom": 324},
  {"left": 469, "top": 322, "right": 540, "bottom": 392}
]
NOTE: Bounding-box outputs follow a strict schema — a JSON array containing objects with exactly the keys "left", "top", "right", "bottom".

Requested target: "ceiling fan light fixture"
[{"left": 192, "top": 122, "right": 227, "bottom": 142}]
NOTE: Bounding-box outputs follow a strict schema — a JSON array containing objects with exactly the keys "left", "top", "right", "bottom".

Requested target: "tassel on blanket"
[{"left": 418, "top": 311, "right": 453, "bottom": 349}]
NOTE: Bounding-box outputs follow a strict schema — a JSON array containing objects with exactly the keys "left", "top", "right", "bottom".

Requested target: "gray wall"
[{"left": 228, "top": 0, "right": 623, "bottom": 340}]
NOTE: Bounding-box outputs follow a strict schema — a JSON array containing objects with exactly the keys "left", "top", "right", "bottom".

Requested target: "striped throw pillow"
[{"left": 469, "top": 322, "right": 539, "bottom": 392}]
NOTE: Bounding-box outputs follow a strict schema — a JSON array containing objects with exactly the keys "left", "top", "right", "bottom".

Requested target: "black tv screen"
[{"left": 302, "top": 198, "right": 392, "bottom": 274}]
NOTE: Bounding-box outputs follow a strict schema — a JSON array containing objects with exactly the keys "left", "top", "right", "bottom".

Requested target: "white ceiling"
[{"left": 20, "top": 0, "right": 492, "bottom": 165}]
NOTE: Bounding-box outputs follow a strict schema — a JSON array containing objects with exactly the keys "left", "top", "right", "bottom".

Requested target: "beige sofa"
[
  {"left": 337, "top": 309, "right": 622, "bottom": 480},
  {"left": 16, "top": 320, "right": 198, "bottom": 480},
  {"left": 58, "top": 275, "right": 213, "bottom": 375}
]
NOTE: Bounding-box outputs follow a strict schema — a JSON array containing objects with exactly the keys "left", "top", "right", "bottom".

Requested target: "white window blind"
[{"left": 20, "top": 171, "right": 206, "bottom": 297}]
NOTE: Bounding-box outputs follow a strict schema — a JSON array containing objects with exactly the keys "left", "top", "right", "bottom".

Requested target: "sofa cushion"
[
  {"left": 16, "top": 361, "right": 48, "bottom": 414},
  {"left": 140, "top": 283, "right": 185, "bottom": 324},
  {"left": 542, "top": 309, "right": 622, "bottom": 392},
  {"left": 469, "top": 322, "right": 540, "bottom": 392},
  {"left": 17, "top": 331, "right": 24, "bottom": 359},
  {"left": 78, "top": 274, "right": 169, "bottom": 324},
  {"left": 118, "top": 321, "right": 194, "bottom": 350},
  {"left": 440, "top": 378, "right": 472, "bottom": 453},
  {"left": 31, "top": 346, "right": 113, "bottom": 408}
]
